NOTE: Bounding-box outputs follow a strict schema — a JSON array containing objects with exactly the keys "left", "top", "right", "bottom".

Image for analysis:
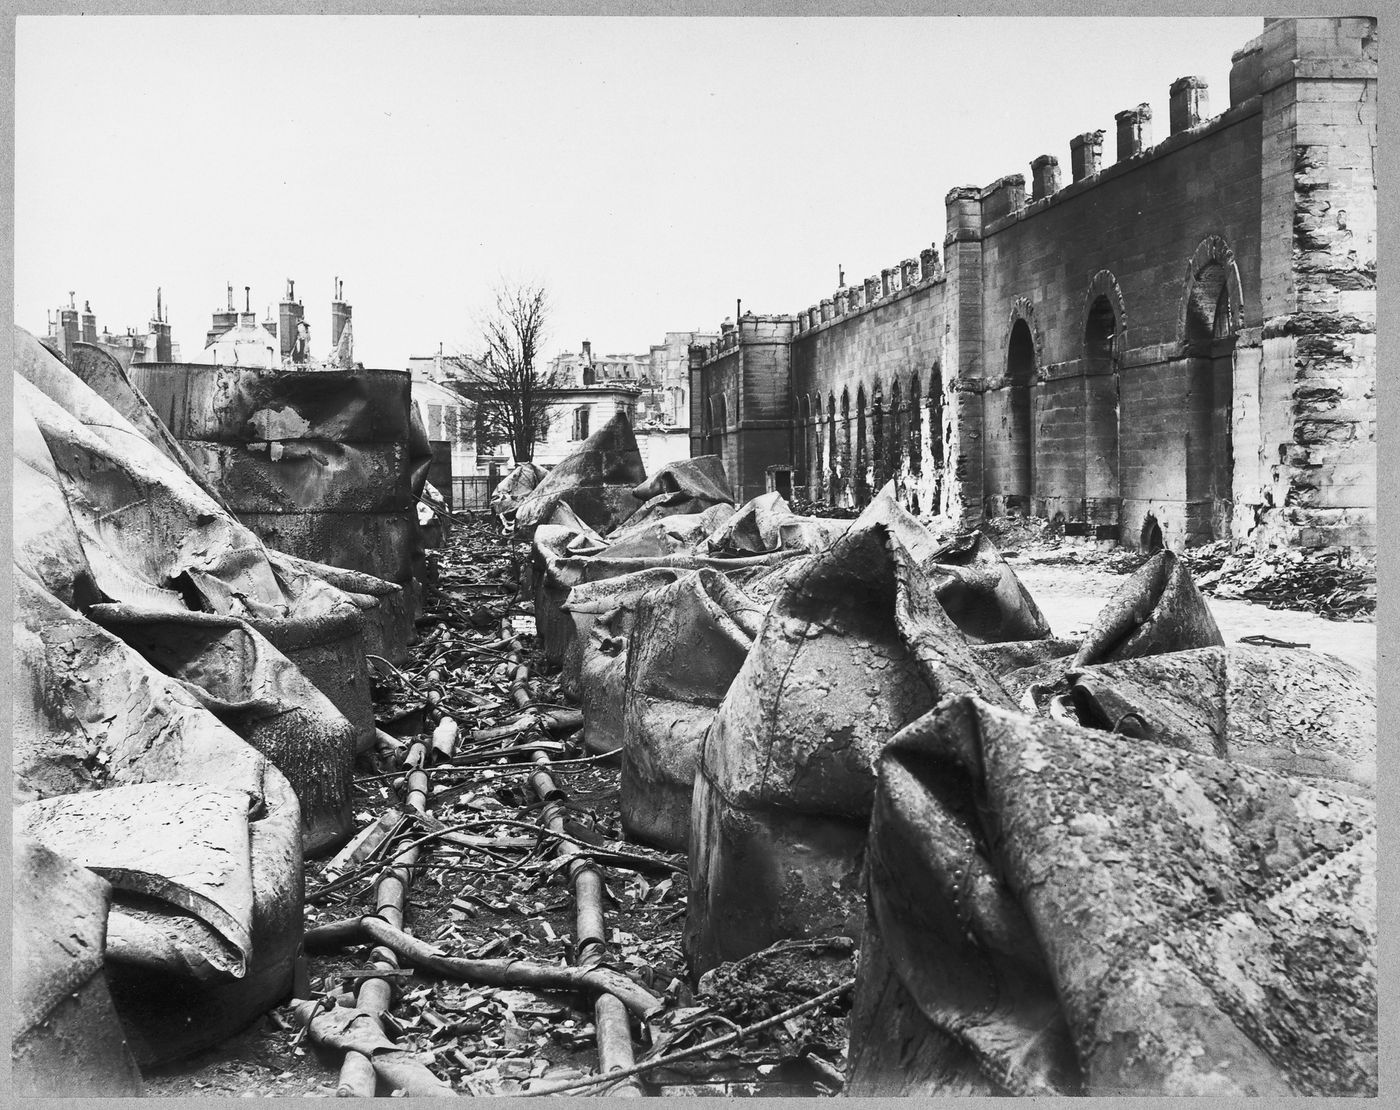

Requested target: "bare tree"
[{"left": 446, "top": 281, "right": 560, "bottom": 463}]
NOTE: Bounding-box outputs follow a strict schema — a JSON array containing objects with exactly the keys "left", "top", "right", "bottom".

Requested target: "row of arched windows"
[
  {"left": 991, "top": 235, "right": 1244, "bottom": 543},
  {"left": 788, "top": 365, "right": 945, "bottom": 509}
]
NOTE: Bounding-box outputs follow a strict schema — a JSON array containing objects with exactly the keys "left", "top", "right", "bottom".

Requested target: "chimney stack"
[
  {"left": 1070, "top": 131, "right": 1105, "bottom": 181},
  {"left": 1115, "top": 104, "right": 1153, "bottom": 161},
  {"left": 330, "top": 276, "right": 352, "bottom": 350},
  {"left": 1169, "top": 76, "right": 1209, "bottom": 134},
  {"left": 1030, "top": 154, "right": 1061, "bottom": 201},
  {"left": 278, "top": 278, "right": 304, "bottom": 360}
]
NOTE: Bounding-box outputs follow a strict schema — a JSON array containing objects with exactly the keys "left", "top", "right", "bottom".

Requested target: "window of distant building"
[{"left": 573, "top": 406, "right": 591, "bottom": 440}]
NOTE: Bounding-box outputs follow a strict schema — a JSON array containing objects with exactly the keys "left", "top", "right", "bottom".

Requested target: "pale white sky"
[{"left": 15, "top": 15, "right": 1261, "bottom": 370}]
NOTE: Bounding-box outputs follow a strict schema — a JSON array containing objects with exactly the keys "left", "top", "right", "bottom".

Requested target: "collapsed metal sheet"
[
  {"left": 489, "top": 460, "right": 546, "bottom": 515},
  {"left": 514, "top": 410, "right": 648, "bottom": 536},
  {"left": 19, "top": 782, "right": 260, "bottom": 980},
  {"left": 14, "top": 573, "right": 305, "bottom": 1057},
  {"left": 126, "top": 359, "right": 422, "bottom": 586},
  {"left": 270, "top": 549, "right": 413, "bottom": 667},
  {"left": 684, "top": 491, "right": 1014, "bottom": 974},
  {"left": 620, "top": 569, "right": 763, "bottom": 850},
  {"left": 64, "top": 338, "right": 411, "bottom": 670},
  {"left": 620, "top": 454, "right": 736, "bottom": 531},
  {"left": 12, "top": 835, "right": 144, "bottom": 1097},
  {"left": 14, "top": 334, "right": 367, "bottom": 837},
  {"left": 927, "top": 531, "right": 1052, "bottom": 643},
  {"left": 601, "top": 502, "right": 736, "bottom": 561},
  {"left": 87, "top": 602, "right": 355, "bottom": 854},
  {"left": 1065, "top": 645, "right": 1375, "bottom": 794},
  {"left": 14, "top": 572, "right": 267, "bottom": 807},
  {"left": 562, "top": 568, "right": 687, "bottom": 753},
  {"left": 559, "top": 567, "right": 685, "bottom": 713},
  {"left": 849, "top": 696, "right": 1376, "bottom": 1096},
  {"left": 1072, "top": 548, "right": 1225, "bottom": 666}
]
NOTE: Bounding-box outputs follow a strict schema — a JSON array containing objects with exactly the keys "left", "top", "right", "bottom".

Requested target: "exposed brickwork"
[{"left": 690, "top": 17, "right": 1375, "bottom": 556}]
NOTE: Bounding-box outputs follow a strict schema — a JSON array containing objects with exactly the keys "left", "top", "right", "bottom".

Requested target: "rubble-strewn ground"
[{"left": 139, "top": 510, "right": 1375, "bottom": 1097}]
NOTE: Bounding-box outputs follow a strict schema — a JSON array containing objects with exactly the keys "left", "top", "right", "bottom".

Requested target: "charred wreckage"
[
  {"left": 10, "top": 15, "right": 1378, "bottom": 1101},
  {"left": 12, "top": 326, "right": 1375, "bottom": 1095}
]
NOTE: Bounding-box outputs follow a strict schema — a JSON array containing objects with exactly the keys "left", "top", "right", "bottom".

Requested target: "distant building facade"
[
  {"left": 407, "top": 348, "right": 481, "bottom": 479},
  {"left": 44, "top": 290, "right": 178, "bottom": 367}
]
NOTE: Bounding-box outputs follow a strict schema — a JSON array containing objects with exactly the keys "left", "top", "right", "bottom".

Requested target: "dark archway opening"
[
  {"left": 1006, "top": 320, "right": 1035, "bottom": 512},
  {"left": 855, "top": 385, "right": 870, "bottom": 506},
  {"left": 1141, "top": 514, "right": 1165, "bottom": 553},
  {"left": 1183, "top": 260, "right": 1236, "bottom": 543},
  {"left": 1084, "top": 294, "right": 1121, "bottom": 540}
]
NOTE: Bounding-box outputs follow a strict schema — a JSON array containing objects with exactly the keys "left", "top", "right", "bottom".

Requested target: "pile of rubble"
[
  {"left": 12, "top": 344, "right": 1377, "bottom": 1098},
  {"left": 1201, "top": 544, "right": 1377, "bottom": 621},
  {"left": 985, "top": 519, "right": 1376, "bottom": 623}
]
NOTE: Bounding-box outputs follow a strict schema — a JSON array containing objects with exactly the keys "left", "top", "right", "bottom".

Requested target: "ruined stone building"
[
  {"left": 690, "top": 17, "right": 1376, "bottom": 556},
  {"left": 547, "top": 330, "right": 719, "bottom": 429}
]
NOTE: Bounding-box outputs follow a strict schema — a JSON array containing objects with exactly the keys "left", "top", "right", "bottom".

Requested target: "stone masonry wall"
[
  {"left": 790, "top": 273, "right": 949, "bottom": 515},
  {"left": 692, "top": 17, "right": 1375, "bottom": 556}
]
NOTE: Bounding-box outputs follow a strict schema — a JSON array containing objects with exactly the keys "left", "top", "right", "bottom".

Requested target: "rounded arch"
[
  {"left": 1006, "top": 297, "right": 1044, "bottom": 385},
  {"left": 1178, "top": 235, "right": 1243, "bottom": 351},
  {"left": 1083, "top": 271, "right": 1124, "bottom": 531},
  {"left": 1084, "top": 270, "right": 1127, "bottom": 363},
  {"left": 906, "top": 371, "right": 922, "bottom": 477},
  {"left": 1178, "top": 236, "right": 1240, "bottom": 544},
  {"left": 855, "top": 384, "right": 870, "bottom": 505},
  {"left": 1003, "top": 300, "right": 1038, "bottom": 510}
]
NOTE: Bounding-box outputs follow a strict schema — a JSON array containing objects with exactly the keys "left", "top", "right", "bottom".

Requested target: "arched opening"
[
  {"left": 871, "top": 385, "right": 886, "bottom": 490},
  {"left": 794, "top": 396, "right": 808, "bottom": 490},
  {"left": 1141, "top": 514, "right": 1165, "bottom": 553},
  {"left": 1005, "top": 319, "right": 1035, "bottom": 512},
  {"left": 827, "top": 392, "right": 839, "bottom": 502},
  {"left": 907, "top": 373, "right": 922, "bottom": 478},
  {"left": 840, "top": 389, "right": 852, "bottom": 505},
  {"left": 1182, "top": 252, "right": 1238, "bottom": 543},
  {"left": 1084, "top": 294, "right": 1121, "bottom": 540},
  {"left": 855, "top": 385, "right": 870, "bottom": 506},
  {"left": 889, "top": 378, "right": 904, "bottom": 486}
]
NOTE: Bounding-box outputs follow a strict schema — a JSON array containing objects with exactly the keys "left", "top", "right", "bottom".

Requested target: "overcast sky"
[{"left": 15, "top": 15, "right": 1262, "bottom": 369}]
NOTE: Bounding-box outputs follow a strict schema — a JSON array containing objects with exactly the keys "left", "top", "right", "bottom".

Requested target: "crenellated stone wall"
[{"left": 689, "top": 17, "right": 1376, "bottom": 556}]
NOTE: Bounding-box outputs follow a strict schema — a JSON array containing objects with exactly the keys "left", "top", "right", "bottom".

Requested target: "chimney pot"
[
  {"left": 1070, "top": 130, "right": 1105, "bottom": 181},
  {"left": 1115, "top": 104, "right": 1153, "bottom": 161},
  {"left": 1030, "top": 154, "right": 1061, "bottom": 201},
  {"left": 1169, "top": 76, "right": 1209, "bottom": 134}
]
